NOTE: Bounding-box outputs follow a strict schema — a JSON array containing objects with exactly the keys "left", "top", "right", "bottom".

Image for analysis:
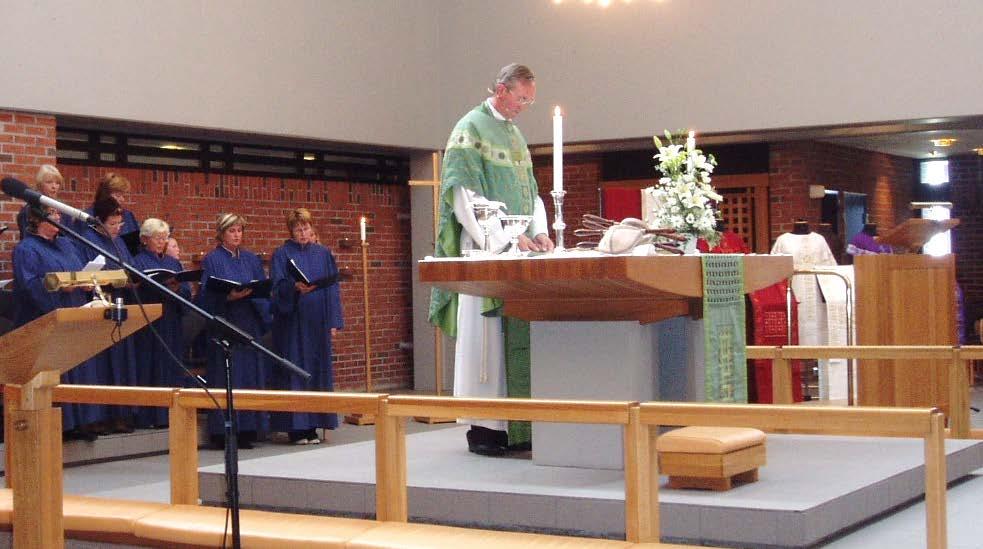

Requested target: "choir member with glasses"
[{"left": 131, "top": 218, "right": 191, "bottom": 429}]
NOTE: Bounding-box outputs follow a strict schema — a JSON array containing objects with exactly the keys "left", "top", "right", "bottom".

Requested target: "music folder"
[
  {"left": 288, "top": 259, "right": 339, "bottom": 289},
  {"left": 205, "top": 276, "right": 272, "bottom": 299}
]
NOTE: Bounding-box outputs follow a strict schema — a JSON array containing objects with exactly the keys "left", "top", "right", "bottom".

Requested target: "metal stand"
[
  {"left": 217, "top": 339, "right": 242, "bottom": 549},
  {"left": 551, "top": 189, "right": 567, "bottom": 251}
]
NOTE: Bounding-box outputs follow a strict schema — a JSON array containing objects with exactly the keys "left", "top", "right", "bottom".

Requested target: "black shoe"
[
  {"left": 466, "top": 427, "right": 507, "bottom": 456},
  {"left": 237, "top": 435, "right": 255, "bottom": 449}
]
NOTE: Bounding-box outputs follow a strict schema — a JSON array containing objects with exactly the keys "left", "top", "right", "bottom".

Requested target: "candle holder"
[{"left": 550, "top": 189, "right": 567, "bottom": 251}]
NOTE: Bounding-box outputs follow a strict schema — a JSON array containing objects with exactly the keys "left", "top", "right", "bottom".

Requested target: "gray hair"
[
  {"left": 140, "top": 218, "right": 170, "bottom": 238},
  {"left": 489, "top": 63, "right": 535, "bottom": 93}
]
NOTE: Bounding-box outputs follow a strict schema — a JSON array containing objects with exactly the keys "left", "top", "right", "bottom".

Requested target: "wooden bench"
[
  {"left": 656, "top": 426, "right": 766, "bottom": 491},
  {"left": 0, "top": 489, "right": 709, "bottom": 548}
]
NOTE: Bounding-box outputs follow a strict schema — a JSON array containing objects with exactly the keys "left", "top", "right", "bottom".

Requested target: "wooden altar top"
[{"left": 419, "top": 254, "right": 793, "bottom": 323}]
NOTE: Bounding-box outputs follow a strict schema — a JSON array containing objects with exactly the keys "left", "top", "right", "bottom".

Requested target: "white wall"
[
  {"left": 436, "top": 0, "right": 983, "bottom": 146},
  {"left": 0, "top": 0, "right": 443, "bottom": 149},
  {"left": 3, "top": 1, "right": 981, "bottom": 150}
]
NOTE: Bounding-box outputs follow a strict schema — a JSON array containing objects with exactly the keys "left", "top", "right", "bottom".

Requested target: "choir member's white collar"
[
  {"left": 485, "top": 98, "right": 508, "bottom": 121},
  {"left": 220, "top": 245, "right": 240, "bottom": 258}
]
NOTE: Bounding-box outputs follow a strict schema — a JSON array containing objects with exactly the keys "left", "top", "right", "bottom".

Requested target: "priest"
[{"left": 429, "top": 63, "right": 553, "bottom": 456}]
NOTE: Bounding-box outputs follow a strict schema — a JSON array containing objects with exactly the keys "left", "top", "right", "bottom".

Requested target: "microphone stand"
[{"left": 43, "top": 213, "right": 309, "bottom": 549}]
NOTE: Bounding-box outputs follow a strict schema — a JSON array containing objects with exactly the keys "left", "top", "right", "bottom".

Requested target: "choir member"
[
  {"left": 269, "top": 208, "right": 344, "bottom": 444},
  {"left": 13, "top": 206, "right": 106, "bottom": 439},
  {"left": 165, "top": 237, "right": 182, "bottom": 261},
  {"left": 198, "top": 213, "right": 269, "bottom": 449},
  {"left": 77, "top": 173, "right": 140, "bottom": 238},
  {"left": 16, "top": 164, "right": 63, "bottom": 239},
  {"left": 74, "top": 197, "right": 138, "bottom": 433},
  {"left": 131, "top": 218, "right": 190, "bottom": 428}
]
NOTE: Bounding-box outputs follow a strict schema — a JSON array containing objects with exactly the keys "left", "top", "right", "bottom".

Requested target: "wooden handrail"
[
  {"left": 385, "top": 395, "right": 632, "bottom": 424},
  {"left": 174, "top": 388, "right": 382, "bottom": 416},
  {"left": 52, "top": 385, "right": 176, "bottom": 407},
  {"left": 638, "top": 402, "right": 936, "bottom": 437}
]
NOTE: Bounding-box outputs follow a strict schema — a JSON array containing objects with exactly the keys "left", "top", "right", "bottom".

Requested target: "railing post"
[
  {"left": 375, "top": 396, "right": 407, "bottom": 522},
  {"left": 624, "top": 404, "right": 658, "bottom": 543},
  {"left": 948, "top": 348, "right": 970, "bottom": 438},
  {"left": 771, "top": 350, "right": 793, "bottom": 405},
  {"left": 169, "top": 389, "right": 200, "bottom": 505},
  {"left": 4, "top": 384, "right": 20, "bottom": 489},
  {"left": 924, "top": 410, "right": 947, "bottom": 549}
]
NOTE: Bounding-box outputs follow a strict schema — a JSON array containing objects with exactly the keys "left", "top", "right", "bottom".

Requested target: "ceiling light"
[
  {"left": 160, "top": 144, "right": 186, "bottom": 151},
  {"left": 303, "top": 153, "right": 316, "bottom": 161},
  {"left": 930, "top": 138, "right": 957, "bottom": 147},
  {"left": 973, "top": 147, "right": 983, "bottom": 156}
]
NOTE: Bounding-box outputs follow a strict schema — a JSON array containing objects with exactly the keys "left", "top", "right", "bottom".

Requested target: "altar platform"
[{"left": 199, "top": 425, "right": 983, "bottom": 548}]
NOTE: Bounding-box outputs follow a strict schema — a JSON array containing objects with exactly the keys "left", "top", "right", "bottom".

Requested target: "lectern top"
[{"left": 0, "top": 305, "right": 161, "bottom": 384}]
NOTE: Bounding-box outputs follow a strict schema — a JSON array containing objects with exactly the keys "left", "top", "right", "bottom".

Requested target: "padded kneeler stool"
[{"left": 656, "top": 426, "right": 766, "bottom": 491}]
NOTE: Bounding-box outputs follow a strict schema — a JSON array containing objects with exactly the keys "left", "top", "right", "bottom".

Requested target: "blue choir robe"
[
  {"left": 131, "top": 248, "right": 191, "bottom": 428},
  {"left": 199, "top": 245, "right": 269, "bottom": 436},
  {"left": 73, "top": 226, "right": 139, "bottom": 421},
  {"left": 269, "top": 240, "right": 344, "bottom": 433},
  {"left": 13, "top": 233, "right": 106, "bottom": 431}
]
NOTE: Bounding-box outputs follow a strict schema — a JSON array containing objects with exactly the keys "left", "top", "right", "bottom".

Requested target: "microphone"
[{"left": 1, "top": 177, "right": 96, "bottom": 226}]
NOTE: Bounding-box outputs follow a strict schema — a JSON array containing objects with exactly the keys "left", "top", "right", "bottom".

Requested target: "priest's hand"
[
  {"left": 517, "top": 234, "right": 538, "bottom": 251},
  {"left": 533, "top": 233, "right": 555, "bottom": 252}
]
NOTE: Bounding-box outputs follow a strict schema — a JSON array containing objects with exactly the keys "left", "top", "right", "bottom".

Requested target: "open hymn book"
[
  {"left": 205, "top": 276, "right": 272, "bottom": 299},
  {"left": 288, "top": 259, "right": 339, "bottom": 289}
]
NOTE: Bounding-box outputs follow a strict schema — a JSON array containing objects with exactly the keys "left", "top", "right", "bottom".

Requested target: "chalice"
[
  {"left": 471, "top": 202, "right": 501, "bottom": 254},
  {"left": 500, "top": 214, "right": 534, "bottom": 257}
]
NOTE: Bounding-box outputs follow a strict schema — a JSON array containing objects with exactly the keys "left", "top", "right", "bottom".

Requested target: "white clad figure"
[{"left": 771, "top": 220, "right": 837, "bottom": 397}]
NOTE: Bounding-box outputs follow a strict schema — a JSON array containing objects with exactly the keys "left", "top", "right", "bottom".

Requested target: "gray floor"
[{"left": 47, "top": 387, "right": 983, "bottom": 547}]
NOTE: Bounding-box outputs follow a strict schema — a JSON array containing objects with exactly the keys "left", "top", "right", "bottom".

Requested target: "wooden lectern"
[{"left": 0, "top": 305, "right": 160, "bottom": 548}]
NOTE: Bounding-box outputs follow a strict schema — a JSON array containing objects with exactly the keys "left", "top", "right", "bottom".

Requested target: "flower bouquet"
[{"left": 644, "top": 130, "right": 722, "bottom": 249}]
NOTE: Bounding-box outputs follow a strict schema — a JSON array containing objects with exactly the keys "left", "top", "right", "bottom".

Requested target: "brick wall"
[
  {"left": 1, "top": 110, "right": 58, "bottom": 274},
  {"left": 768, "top": 141, "right": 916, "bottom": 240},
  {"left": 949, "top": 153, "right": 983, "bottom": 337},
  {"left": 533, "top": 154, "right": 602, "bottom": 242}
]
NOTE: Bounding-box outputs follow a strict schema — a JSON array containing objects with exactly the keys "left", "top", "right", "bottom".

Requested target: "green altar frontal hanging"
[{"left": 701, "top": 255, "right": 748, "bottom": 403}]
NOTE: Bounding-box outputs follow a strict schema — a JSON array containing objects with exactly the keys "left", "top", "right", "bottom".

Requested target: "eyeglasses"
[{"left": 507, "top": 87, "right": 535, "bottom": 106}]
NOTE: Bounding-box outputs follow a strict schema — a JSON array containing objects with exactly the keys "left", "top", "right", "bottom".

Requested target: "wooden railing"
[
  {"left": 1, "top": 384, "right": 949, "bottom": 548},
  {"left": 747, "top": 344, "right": 983, "bottom": 439}
]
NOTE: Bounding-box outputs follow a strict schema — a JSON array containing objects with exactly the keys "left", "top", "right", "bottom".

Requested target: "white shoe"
[
  {"left": 308, "top": 438, "right": 321, "bottom": 445},
  {"left": 294, "top": 438, "right": 309, "bottom": 445}
]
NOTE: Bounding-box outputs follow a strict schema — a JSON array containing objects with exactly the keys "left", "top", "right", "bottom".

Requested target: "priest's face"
[
  {"left": 291, "top": 222, "right": 315, "bottom": 245},
  {"left": 494, "top": 80, "right": 536, "bottom": 120},
  {"left": 221, "top": 224, "right": 244, "bottom": 250}
]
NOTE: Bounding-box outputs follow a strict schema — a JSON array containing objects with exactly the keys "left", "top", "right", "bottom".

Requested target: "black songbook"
[
  {"left": 288, "top": 259, "right": 339, "bottom": 289},
  {"left": 144, "top": 268, "right": 203, "bottom": 284},
  {"left": 120, "top": 231, "right": 142, "bottom": 257},
  {"left": 205, "top": 276, "right": 272, "bottom": 299}
]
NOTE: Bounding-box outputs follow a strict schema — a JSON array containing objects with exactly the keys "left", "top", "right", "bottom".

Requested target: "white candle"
[
  {"left": 553, "top": 106, "right": 563, "bottom": 193},
  {"left": 360, "top": 216, "right": 367, "bottom": 243}
]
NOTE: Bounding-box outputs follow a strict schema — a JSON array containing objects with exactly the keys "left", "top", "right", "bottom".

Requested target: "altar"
[{"left": 420, "top": 253, "right": 793, "bottom": 469}]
